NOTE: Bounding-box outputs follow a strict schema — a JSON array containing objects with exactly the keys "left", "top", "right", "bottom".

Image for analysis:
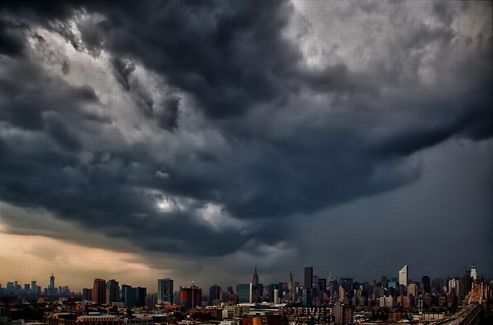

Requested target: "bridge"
[
  {"left": 438, "top": 303, "right": 482, "bottom": 325},
  {"left": 468, "top": 282, "right": 488, "bottom": 305},
  {"left": 439, "top": 281, "right": 490, "bottom": 325}
]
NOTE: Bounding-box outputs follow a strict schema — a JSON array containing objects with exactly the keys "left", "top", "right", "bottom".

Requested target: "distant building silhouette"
[
  {"left": 82, "top": 288, "right": 93, "bottom": 301},
  {"left": 106, "top": 279, "right": 119, "bottom": 304},
  {"left": 252, "top": 267, "right": 259, "bottom": 287},
  {"left": 157, "top": 278, "right": 173, "bottom": 304},
  {"left": 49, "top": 273, "right": 55, "bottom": 290},
  {"left": 122, "top": 285, "right": 137, "bottom": 307},
  {"left": 209, "top": 284, "right": 221, "bottom": 305},
  {"left": 180, "top": 284, "right": 202, "bottom": 309},
  {"left": 288, "top": 272, "right": 294, "bottom": 302},
  {"left": 304, "top": 266, "right": 313, "bottom": 289},
  {"left": 421, "top": 276, "right": 431, "bottom": 293},
  {"left": 92, "top": 278, "right": 106, "bottom": 305},
  {"left": 304, "top": 266, "right": 313, "bottom": 306},
  {"left": 236, "top": 283, "right": 252, "bottom": 303}
]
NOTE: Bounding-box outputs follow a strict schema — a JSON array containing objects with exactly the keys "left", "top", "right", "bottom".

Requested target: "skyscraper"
[
  {"left": 288, "top": 272, "right": 294, "bottom": 302},
  {"left": 106, "top": 279, "right": 120, "bottom": 304},
  {"left": 157, "top": 278, "right": 173, "bottom": 304},
  {"left": 92, "top": 278, "right": 107, "bottom": 305},
  {"left": 136, "top": 287, "right": 147, "bottom": 307},
  {"left": 432, "top": 278, "right": 445, "bottom": 293},
  {"left": 303, "top": 266, "right": 314, "bottom": 306},
  {"left": 82, "top": 288, "right": 93, "bottom": 301},
  {"left": 380, "top": 275, "right": 388, "bottom": 288},
  {"left": 121, "top": 284, "right": 130, "bottom": 304},
  {"left": 399, "top": 265, "right": 408, "bottom": 287},
  {"left": 252, "top": 267, "right": 259, "bottom": 287},
  {"left": 251, "top": 267, "right": 261, "bottom": 302},
  {"left": 318, "top": 278, "right": 327, "bottom": 292},
  {"left": 236, "top": 283, "right": 251, "bottom": 304},
  {"left": 448, "top": 278, "right": 460, "bottom": 295},
  {"left": 180, "top": 284, "right": 202, "bottom": 309},
  {"left": 304, "top": 266, "right": 313, "bottom": 289},
  {"left": 209, "top": 284, "right": 221, "bottom": 305},
  {"left": 123, "top": 286, "right": 137, "bottom": 308},
  {"left": 421, "top": 276, "right": 431, "bottom": 293},
  {"left": 49, "top": 273, "right": 55, "bottom": 289},
  {"left": 470, "top": 265, "right": 478, "bottom": 280}
]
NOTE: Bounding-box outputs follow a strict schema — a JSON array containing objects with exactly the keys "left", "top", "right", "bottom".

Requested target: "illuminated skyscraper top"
[
  {"left": 399, "top": 265, "right": 408, "bottom": 286},
  {"left": 470, "top": 265, "right": 478, "bottom": 280}
]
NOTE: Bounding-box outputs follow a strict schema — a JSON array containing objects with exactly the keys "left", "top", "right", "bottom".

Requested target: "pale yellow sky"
[{"left": 0, "top": 228, "right": 166, "bottom": 292}]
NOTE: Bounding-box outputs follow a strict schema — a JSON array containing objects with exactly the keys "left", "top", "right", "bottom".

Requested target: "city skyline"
[
  {"left": 0, "top": 263, "right": 486, "bottom": 293},
  {"left": 1, "top": 263, "right": 489, "bottom": 324},
  {"left": 1, "top": 0, "right": 492, "bottom": 291}
]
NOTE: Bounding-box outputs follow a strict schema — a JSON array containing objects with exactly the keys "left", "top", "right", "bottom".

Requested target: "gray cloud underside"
[{"left": 0, "top": 0, "right": 491, "bottom": 260}]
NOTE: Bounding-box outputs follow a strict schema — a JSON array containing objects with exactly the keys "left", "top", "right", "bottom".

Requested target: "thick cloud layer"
[{"left": 0, "top": 0, "right": 492, "bottom": 278}]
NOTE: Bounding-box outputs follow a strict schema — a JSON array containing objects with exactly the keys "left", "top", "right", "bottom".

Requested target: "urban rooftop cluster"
[
  {"left": 1, "top": 264, "right": 492, "bottom": 325},
  {"left": 0, "top": 265, "right": 486, "bottom": 309}
]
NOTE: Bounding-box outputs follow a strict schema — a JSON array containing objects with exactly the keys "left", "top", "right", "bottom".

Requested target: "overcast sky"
[{"left": 0, "top": 0, "right": 492, "bottom": 292}]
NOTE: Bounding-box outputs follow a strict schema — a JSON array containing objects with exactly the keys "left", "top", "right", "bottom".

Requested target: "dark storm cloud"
[
  {"left": 112, "top": 57, "right": 135, "bottom": 91},
  {"left": 1, "top": 0, "right": 357, "bottom": 117},
  {"left": 0, "top": 59, "right": 100, "bottom": 130},
  {"left": 0, "top": 20, "right": 27, "bottom": 56},
  {"left": 158, "top": 96, "right": 180, "bottom": 131},
  {"left": 0, "top": 0, "right": 492, "bottom": 264},
  {"left": 112, "top": 57, "right": 155, "bottom": 117},
  {"left": 375, "top": 84, "right": 493, "bottom": 157},
  {"left": 42, "top": 111, "right": 82, "bottom": 152},
  {"left": 0, "top": 57, "right": 285, "bottom": 256}
]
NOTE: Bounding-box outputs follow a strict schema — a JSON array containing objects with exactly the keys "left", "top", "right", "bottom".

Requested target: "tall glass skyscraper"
[
  {"left": 399, "top": 265, "right": 408, "bottom": 286},
  {"left": 304, "top": 266, "right": 313, "bottom": 289},
  {"left": 49, "top": 273, "right": 55, "bottom": 289},
  {"left": 157, "top": 278, "right": 174, "bottom": 304}
]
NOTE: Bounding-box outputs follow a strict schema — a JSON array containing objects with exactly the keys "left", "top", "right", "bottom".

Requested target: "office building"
[
  {"left": 422, "top": 276, "right": 431, "bottom": 293},
  {"left": 180, "top": 285, "right": 202, "bottom": 309},
  {"left": 237, "top": 283, "right": 252, "bottom": 304},
  {"left": 123, "top": 286, "right": 137, "bottom": 308},
  {"left": 448, "top": 278, "right": 460, "bottom": 296},
  {"left": 82, "top": 288, "right": 93, "bottom": 301},
  {"left": 432, "top": 278, "right": 445, "bottom": 293},
  {"left": 157, "top": 278, "right": 173, "bottom": 304},
  {"left": 407, "top": 283, "right": 417, "bottom": 297},
  {"left": 106, "top": 279, "right": 120, "bottom": 304},
  {"left": 209, "top": 284, "right": 221, "bottom": 305},
  {"left": 381, "top": 275, "right": 388, "bottom": 288},
  {"left": 470, "top": 265, "right": 478, "bottom": 280},
  {"left": 49, "top": 274, "right": 55, "bottom": 290},
  {"left": 303, "top": 267, "right": 314, "bottom": 306},
  {"left": 304, "top": 266, "right": 313, "bottom": 289},
  {"left": 136, "top": 287, "right": 146, "bottom": 307},
  {"left": 334, "top": 301, "right": 353, "bottom": 324},
  {"left": 252, "top": 267, "right": 259, "bottom": 287},
  {"left": 399, "top": 265, "right": 408, "bottom": 287},
  {"left": 92, "top": 279, "right": 107, "bottom": 305}
]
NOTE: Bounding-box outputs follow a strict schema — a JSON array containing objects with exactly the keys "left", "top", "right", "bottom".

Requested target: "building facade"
[{"left": 157, "top": 278, "right": 173, "bottom": 304}]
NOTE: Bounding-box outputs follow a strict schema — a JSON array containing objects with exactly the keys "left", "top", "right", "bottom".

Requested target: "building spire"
[{"left": 252, "top": 265, "right": 259, "bottom": 287}]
